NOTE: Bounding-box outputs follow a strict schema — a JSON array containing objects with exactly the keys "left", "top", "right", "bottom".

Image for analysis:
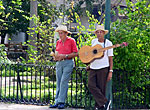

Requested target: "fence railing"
[{"left": 0, "top": 63, "right": 150, "bottom": 109}]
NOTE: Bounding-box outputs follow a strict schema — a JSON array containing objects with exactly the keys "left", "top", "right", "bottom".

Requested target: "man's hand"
[
  {"left": 107, "top": 72, "right": 112, "bottom": 82},
  {"left": 54, "top": 54, "right": 65, "bottom": 61},
  {"left": 86, "top": 65, "right": 90, "bottom": 71}
]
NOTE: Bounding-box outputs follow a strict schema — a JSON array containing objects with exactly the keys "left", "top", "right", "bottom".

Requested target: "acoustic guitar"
[{"left": 79, "top": 42, "right": 128, "bottom": 63}]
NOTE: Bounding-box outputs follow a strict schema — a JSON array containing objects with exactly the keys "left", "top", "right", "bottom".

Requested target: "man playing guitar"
[{"left": 86, "top": 25, "right": 113, "bottom": 110}]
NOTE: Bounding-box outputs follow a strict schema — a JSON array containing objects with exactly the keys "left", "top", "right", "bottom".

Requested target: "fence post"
[{"left": 16, "top": 63, "right": 23, "bottom": 102}]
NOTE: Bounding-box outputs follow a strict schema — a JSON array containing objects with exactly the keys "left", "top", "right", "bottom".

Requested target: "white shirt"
[{"left": 90, "top": 38, "right": 114, "bottom": 69}]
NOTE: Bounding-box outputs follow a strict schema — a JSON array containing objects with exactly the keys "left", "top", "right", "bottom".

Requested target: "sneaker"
[
  {"left": 58, "top": 103, "right": 65, "bottom": 109},
  {"left": 49, "top": 104, "right": 58, "bottom": 108},
  {"left": 105, "top": 100, "right": 111, "bottom": 110},
  {"left": 95, "top": 105, "right": 105, "bottom": 110}
]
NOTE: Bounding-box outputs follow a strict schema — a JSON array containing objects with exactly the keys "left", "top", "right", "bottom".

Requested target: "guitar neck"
[{"left": 100, "top": 45, "right": 119, "bottom": 51}]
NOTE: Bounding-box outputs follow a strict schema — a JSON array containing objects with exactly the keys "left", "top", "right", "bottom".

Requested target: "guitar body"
[
  {"left": 79, "top": 44, "right": 104, "bottom": 63},
  {"left": 79, "top": 42, "right": 128, "bottom": 64}
]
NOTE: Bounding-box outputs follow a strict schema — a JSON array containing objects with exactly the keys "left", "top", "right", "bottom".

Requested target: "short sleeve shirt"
[
  {"left": 90, "top": 38, "right": 114, "bottom": 69},
  {"left": 56, "top": 37, "right": 78, "bottom": 54}
]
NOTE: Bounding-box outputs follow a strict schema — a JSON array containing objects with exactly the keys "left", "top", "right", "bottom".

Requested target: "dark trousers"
[{"left": 88, "top": 67, "right": 109, "bottom": 107}]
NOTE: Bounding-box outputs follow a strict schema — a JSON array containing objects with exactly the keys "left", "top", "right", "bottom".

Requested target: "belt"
[{"left": 60, "top": 58, "right": 72, "bottom": 61}]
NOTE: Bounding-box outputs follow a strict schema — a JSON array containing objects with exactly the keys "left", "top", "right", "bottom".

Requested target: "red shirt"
[{"left": 56, "top": 37, "right": 78, "bottom": 54}]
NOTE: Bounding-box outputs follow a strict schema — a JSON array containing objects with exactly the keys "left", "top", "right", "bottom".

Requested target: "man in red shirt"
[{"left": 49, "top": 25, "right": 78, "bottom": 109}]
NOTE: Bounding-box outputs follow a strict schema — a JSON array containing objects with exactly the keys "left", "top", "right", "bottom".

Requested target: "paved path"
[{"left": 0, "top": 102, "right": 85, "bottom": 110}]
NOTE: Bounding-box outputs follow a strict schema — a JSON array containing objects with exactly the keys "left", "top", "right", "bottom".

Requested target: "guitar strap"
[{"left": 104, "top": 38, "right": 106, "bottom": 48}]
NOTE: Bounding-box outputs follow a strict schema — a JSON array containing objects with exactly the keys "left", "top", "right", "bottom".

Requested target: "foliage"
[
  {"left": 1, "top": 0, "right": 60, "bottom": 70},
  {"left": 21, "top": 15, "right": 55, "bottom": 65},
  {"left": 0, "top": 44, "right": 12, "bottom": 64},
  {"left": 0, "top": 0, "right": 59, "bottom": 43},
  {"left": 64, "top": 0, "right": 99, "bottom": 17},
  {"left": 67, "top": 8, "right": 104, "bottom": 67},
  {"left": 19, "top": 1, "right": 59, "bottom": 65},
  {"left": 111, "top": 0, "right": 150, "bottom": 71},
  {"left": 37, "top": 0, "right": 59, "bottom": 23},
  {"left": 0, "top": 0, "right": 29, "bottom": 38},
  {"left": 110, "top": 0, "right": 150, "bottom": 108},
  {"left": 112, "top": 69, "right": 150, "bottom": 108}
]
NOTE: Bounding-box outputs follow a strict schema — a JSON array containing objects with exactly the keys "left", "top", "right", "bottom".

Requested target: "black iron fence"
[{"left": 0, "top": 63, "right": 150, "bottom": 109}]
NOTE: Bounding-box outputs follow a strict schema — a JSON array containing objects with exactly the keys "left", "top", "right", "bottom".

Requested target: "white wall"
[{"left": 10, "top": 32, "right": 26, "bottom": 43}]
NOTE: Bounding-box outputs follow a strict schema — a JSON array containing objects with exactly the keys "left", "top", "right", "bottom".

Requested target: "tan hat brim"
[
  {"left": 55, "top": 29, "right": 72, "bottom": 34},
  {"left": 93, "top": 29, "right": 109, "bottom": 35}
]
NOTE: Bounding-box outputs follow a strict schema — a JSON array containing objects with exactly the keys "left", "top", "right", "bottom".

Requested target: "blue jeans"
[{"left": 55, "top": 59, "right": 73, "bottom": 104}]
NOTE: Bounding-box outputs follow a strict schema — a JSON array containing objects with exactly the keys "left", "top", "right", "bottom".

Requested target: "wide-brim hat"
[
  {"left": 55, "top": 25, "right": 72, "bottom": 34},
  {"left": 93, "top": 25, "right": 109, "bottom": 35}
]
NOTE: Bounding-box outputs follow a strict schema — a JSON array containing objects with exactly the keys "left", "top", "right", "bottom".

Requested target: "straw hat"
[
  {"left": 93, "top": 25, "right": 109, "bottom": 35},
  {"left": 55, "top": 25, "right": 72, "bottom": 34}
]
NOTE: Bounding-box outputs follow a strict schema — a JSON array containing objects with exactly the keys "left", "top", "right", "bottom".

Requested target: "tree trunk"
[{"left": 29, "top": 0, "right": 38, "bottom": 47}]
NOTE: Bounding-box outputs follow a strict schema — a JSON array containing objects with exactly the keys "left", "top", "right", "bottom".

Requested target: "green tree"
[
  {"left": 111, "top": 0, "right": 150, "bottom": 71},
  {"left": 0, "top": 0, "right": 59, "bottom": 64},
  {"left": 0, "top": 0, "right": 30, "bottom": 43},
  {"left": 110, "top": 0, "right": 150, "bottom": 107},
  {"left": 22, "top": 1, "right": 59, "bottom": 65},
  {"left": 0, "top": 0, "right": 59, "bottom": 43}
]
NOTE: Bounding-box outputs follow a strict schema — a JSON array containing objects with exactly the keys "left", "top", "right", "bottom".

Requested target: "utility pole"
[
  {"left": 105, "top": 0, "right": 111, "bottom": 39},
  {"left": 105, "top": 0, "right": 112, "bottom": 110}
]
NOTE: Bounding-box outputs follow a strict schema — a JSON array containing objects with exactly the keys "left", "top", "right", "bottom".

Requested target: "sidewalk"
[{"left": 0, "top": 102, "right": 85, "bottom": 110}]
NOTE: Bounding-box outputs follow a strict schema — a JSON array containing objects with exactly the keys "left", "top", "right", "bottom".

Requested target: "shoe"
[
  {"left": 95, "top": 107, "right": 99, "bottom": 110},
  {"left": 95, "top": 105, "right": 105, "bottom": 110},
  {"left": 58, "top": 103, "right": 65, "bottom": 109},
  {"left": 49, "top": 104, "right": 58, "bottom": 108},
  {"left": 105, "top": 100, "right": 111, "bottom": 110}
]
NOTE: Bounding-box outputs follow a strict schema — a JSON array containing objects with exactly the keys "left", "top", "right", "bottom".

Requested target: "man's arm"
[
  {"left": 65, "top": 52, "right": 78, "bottom": 59},
  {"left": 107, "top": 56, "right": 113, "bottom": 81},
  {"left": 54, "top": 52, "right": 78, "bottom": 61}
]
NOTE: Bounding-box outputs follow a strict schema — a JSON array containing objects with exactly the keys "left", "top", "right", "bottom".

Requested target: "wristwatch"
[
  {"left": 65, "top": 54, "right": 69, "bottom": 59},
  {"left": 109, "top": 70, "right": 113, "bottom": 72}
]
